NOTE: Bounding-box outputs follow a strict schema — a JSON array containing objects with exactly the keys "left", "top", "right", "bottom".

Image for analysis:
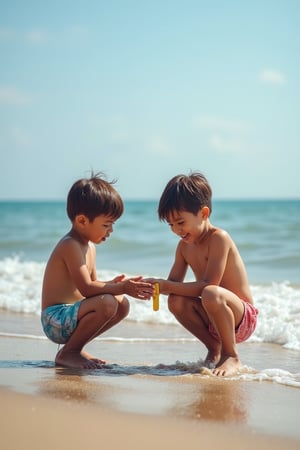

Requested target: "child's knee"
[
  {"left": 168, "top": 294, "right": 185, "bottom": 315},
  {"left": 97, "top": 294, "right": 119, "bottom": 319},
  {"left": 118, "top": 296, "right": 130, "bottom": 318},
  {"left": 201, "top": 285, "right": 223, "bottom": 312}
]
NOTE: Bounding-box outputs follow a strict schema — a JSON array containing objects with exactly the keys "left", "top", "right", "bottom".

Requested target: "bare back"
[{"left": 42, "top": 234, "right": 96, "bottom": 310}]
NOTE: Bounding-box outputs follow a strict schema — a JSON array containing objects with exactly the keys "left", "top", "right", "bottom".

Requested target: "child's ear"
[
  {"left": 75, "top": 214, "right": 88, "bottom": 226},
  {"left": 201, "top": 206, "right": 210, "bottom": 219}
]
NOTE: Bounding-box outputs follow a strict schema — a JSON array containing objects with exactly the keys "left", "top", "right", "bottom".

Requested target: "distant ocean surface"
[{"left": 0, "top": 199, "right": 300, "bottom": 351}]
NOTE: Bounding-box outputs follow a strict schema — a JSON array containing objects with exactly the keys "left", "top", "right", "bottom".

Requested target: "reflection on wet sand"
[
  {"left": 37, "top": 367, "right": 248, "bottom": 428},
  {"left": 170, "top": 379, "right": 248, "bottom": 425},
  {"left": 38, "top": 368, "right": 114, "bottom": 405}
]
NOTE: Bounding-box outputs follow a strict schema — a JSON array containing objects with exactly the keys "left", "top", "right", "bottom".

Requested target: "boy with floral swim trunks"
[
  {"left": 146, "top": 172, "right": 258, "bottom": 377},
  {"left": 41, "top": 173, "right": 153, "bottom": 369}
]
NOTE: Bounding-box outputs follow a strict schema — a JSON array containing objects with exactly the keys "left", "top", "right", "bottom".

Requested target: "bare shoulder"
[
  {"left": 209, "top": 227, "right": 239, "bottom": 257},
  {"left": 50, "top": 234, "right": 87, "bottom": 262},
  {"left": 55, "top": 234, "right": 80, "bottom": 252},
  {"left": 210, "top": 227, "right": 233, "bottom": 244}
]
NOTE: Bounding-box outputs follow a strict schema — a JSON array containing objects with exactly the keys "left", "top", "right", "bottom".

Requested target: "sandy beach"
[
  {"left": 1, "top": 387, "right": 299, "bottom": 450},
  {"left": 0, "top": 311, "right": 300, "bottom": 449}
]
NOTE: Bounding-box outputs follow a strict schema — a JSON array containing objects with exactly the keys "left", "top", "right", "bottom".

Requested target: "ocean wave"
[
  {"left": 0, "top": 257, "right": 299, "bottom": 351},
  {"left": 0, "top": 332, "right": 196, "bottom": 343}
]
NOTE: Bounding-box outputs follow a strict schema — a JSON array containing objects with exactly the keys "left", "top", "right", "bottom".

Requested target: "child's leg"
[
  {"left": 80, "top": 294, "right": 129, "bottom": 363},
  {"left": 56, "top": 294, "right": 129, "bottom": 369},
  {"left": 83, "top": 294, "right": 129, "bottom": 341},
  {"left": 201, "top": 285, "right": 245, "bottom": 376},
  {"left": 168, "top": 294, "right": 221, "bottom": 367}
]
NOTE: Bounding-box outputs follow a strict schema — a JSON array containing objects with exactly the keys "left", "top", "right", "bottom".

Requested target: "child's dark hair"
[
  {"left": 158, "top": 172, "right": 212, "bottom": 221},
  {"left": 67, "top": 172, "right": 124, "bottom": 222}
]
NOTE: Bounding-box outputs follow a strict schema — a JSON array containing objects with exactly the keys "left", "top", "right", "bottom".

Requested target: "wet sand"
[{"left": 0, "top": 311, "right": 299, "bottom": 448}]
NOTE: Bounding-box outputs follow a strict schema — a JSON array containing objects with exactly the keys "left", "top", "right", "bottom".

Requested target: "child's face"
[
  {"left": 85, "top": 214, "right": 115, "bottom": 244},
  {"left": 167, "top": 209, "right": 208, "bottom": 243}
]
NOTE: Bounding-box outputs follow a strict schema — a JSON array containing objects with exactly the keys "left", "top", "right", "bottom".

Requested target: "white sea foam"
[
  {"left": 0, "top": 348, "right": 298, "bottom": 388},
  {"left": 0, "top": 257, "right": 300, "bottom": 351},
  {"left": 233, "top": 368, "right": 300, "bottom": 388}
]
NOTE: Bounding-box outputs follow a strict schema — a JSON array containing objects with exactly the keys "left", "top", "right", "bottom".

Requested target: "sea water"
[{"left": 0, "top": 199, "right": 299, "bottom": 386}]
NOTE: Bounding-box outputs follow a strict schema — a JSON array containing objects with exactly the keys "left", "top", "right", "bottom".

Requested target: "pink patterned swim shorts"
[{"left": 208, "top": 300, "right": 258, "bottom": 344}]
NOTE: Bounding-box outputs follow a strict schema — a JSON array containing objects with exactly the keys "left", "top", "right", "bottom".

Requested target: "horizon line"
[{"left": 0, "top": 197, "right": 299, "bottom": 202}]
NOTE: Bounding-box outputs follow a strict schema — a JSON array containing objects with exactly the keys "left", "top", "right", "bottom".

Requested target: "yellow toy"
[{"left": 152, "top": 283, "right": 160, "bottom": 311}]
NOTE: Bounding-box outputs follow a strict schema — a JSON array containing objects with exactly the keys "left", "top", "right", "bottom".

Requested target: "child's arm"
[
  {"left": 63, "top": 239, "right": 153, "bottom": 299},
  {"left": 203, "top": 229, "right": 230, "bottom": 285},
  {"left": 152, "top": 278, "right": 206, "bottom": 297},
  {"left": 146, "top": 244, "right": 204, "bottom": 296},
  {"left": 148, "top": 230, "right": 231, "bottom": 297}
]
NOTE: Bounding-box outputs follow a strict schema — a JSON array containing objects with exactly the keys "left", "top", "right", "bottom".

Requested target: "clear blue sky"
[{"left": 0, "top": 0, "right": 299, "bottom": 200}]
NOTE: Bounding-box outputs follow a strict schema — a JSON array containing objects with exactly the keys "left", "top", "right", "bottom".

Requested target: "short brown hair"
[
  {"left": 67, "top": 172, "right": 124, "bottom": 222},
  {"left": 158, "top": 172, "right": 212, "bottom": 221}
]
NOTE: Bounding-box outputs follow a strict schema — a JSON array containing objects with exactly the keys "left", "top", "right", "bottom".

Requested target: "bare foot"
[
  {"left": 81, "top": 350, "right": 106, "bottom": 365},
  {"left": 212, "top": 355, "right": 242, "bottom": 377},
  {"left": 203, "top": 349, "right": 221, "bottom": 369},
  {"left": 55, "top": 348, "right": 103, "bottom": 369}
]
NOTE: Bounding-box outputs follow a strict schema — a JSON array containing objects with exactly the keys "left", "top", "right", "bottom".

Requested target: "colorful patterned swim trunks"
[
  {"left": 208, "top": 300, "right": 258, "bottom": 344},
  {"left": 41, "top": 301, "right": 82, "bottom": 344}
]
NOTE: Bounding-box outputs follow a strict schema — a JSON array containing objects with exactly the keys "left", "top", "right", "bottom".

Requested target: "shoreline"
[
  {"left": 0, "top": 332, "right": 300, "bottom": 442},
  {"left": 1, "top": 310, "right": 300, "bottom": 445}
]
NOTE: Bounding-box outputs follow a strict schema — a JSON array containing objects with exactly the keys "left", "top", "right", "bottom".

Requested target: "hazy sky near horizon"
[{"left": 0, "top": 0, "right": 299, "bottom": 200}]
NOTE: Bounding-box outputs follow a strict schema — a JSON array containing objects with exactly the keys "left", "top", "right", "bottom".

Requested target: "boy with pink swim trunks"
[{"left": 146, "top": 172, "right": 258, "bottom": 376}]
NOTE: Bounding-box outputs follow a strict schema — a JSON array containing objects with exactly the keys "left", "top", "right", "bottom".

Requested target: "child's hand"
[
  {"left": 144, "top": 278, "right": 166, "bottom": 294},
  {"left": 109, "top": 274, "right": 126, "bottom": 283},
  {"left": 122, "top": 276, "right": 154, "bottom": 300}
]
